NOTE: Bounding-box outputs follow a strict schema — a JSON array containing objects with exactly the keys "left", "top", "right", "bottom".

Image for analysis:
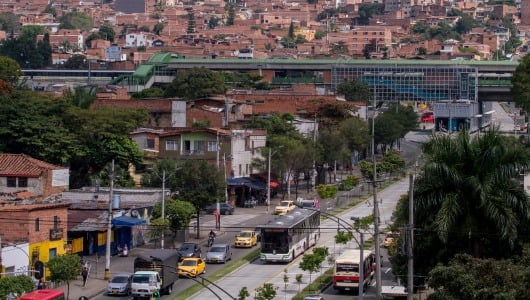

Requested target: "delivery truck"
[{"left": 131, "top": 249, "right": 179, "bottom": 299}]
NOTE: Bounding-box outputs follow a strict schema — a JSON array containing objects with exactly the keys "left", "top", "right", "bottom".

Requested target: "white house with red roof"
[{"left": 0, "top": 154, "right": 69, "bottom": 200}]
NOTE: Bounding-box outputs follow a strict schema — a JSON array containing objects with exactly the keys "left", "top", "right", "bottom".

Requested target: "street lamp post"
[
  {"left": 267, "top": 150, "right": 272, "bottom": 213},
  {"left": 105, "top": 160, "right": 115, "bottom": 280},
  {"left": 161, "top": 170, "right": 166, "bottom": 249},
  {"left": 371, "top": 81, "right": 382, "bottom": 300}
]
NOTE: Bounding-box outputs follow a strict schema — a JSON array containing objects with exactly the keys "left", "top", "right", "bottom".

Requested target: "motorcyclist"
[{"left": 208, "top": 230, "right": 216, "bottom": 246}]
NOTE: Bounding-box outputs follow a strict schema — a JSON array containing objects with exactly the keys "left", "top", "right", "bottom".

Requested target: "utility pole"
[
  {"left": 267, "top": 150, "right": 272, "bottom": 213},
  {"left": 407, "top": 173, "right": 414, "bottom": 300},
  {"left": 105, "top": 160, "right": 115, "bottom": 280},
  {"left": 359, "top": 232, "right": 364, "bottom": 300},
  {"left": 161, "top": 170, "right": 166, "bottom": 249},
  {"left": 372, "top": 82, "right": 382, "bottom": 300}
]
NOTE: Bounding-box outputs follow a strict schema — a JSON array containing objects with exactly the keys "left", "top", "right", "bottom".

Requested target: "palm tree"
[{"left": 414, "top": 128, "right": 530, "bottom": 258}]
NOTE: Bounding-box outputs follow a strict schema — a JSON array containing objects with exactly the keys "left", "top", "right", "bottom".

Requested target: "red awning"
[{"left": 269, "top": 181, "right": 279, "bottom": 188}]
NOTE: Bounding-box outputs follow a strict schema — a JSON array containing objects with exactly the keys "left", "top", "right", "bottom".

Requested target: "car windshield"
[
  {"left": 179, "top": 244, "right": 193, "bottom": 251},
  {"left": 132, "top": 275, "right": 150, "bottom": 283},
  {"left": 181, "top": 260, "right": 197, "bottom": 267},
  {"left": 210, "top": 247, "right": 225, "bottom": 252},
  {"left": 278, "top": 201, "right": 290, "bottom": 207},
  {"left": 111, "top": 276, "right": 129, "bottom": 283},
  {"left": 238, "top": 232, "right": 252, "bottom": 237}
]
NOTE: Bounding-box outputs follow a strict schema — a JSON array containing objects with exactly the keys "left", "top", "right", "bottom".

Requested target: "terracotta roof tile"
[{"left": 0, "top": 154, "right": 63, "bottom": 177}]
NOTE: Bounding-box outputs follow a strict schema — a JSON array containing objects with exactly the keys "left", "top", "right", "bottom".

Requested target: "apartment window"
[
  {"left": 239, "top": 164, "right": 242, "bottom": 176},
  {"left": 18, "top": 177, "right": 28, "bottom": 188},
  {"left": 54, "top": 216, "right": 59, "bottom": 229},
  {"left": 146, "top": 139, "right": 155, "bottom": 149},
  {"left": 208, "top": 141, "right": 218, "bottom": 152},
  {"left": 7, "top": 177, "right": 16, "bottom": 187},
  {"left": 194, "top": 141, "right": 206, "bottom": 153},
  {"left": 166, "top": 140, "right": 179, "bottom": 151},
  {"left": 49, "top": 248, "right": 57, "bottom": 259},
  {"left": 363, "top": 32, "right": 368, "bottom": 35},
  {"left": 35, "top": 218, "right": 40, "bottom": 232}
]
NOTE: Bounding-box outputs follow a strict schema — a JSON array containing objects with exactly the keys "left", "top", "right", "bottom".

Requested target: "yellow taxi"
[
  {"left": 178, "top": 258, "right": 206, "bottom": 278},
  {"left": 274, "top": 200, "right": 296, "bottom": 215},
  {"left": 234, "top": 230, "right": 258, "bottom": 248},
  {"left": 383, "top": 231, "right": 400, "bottom": 247}
]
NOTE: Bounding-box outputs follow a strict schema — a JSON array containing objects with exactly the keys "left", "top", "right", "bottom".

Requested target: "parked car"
[
  {"left": 178, "top": 258, "right": 206, "bottom": 278},
  {"left": 274, "top": 200, "right": 296, "bottom": 215},
  {"left": 205, "top": 244, "right": 232, "bottom": 264},
  {"left": 107, "top": 273, "right": 132, "bottom": 296},
  {"left": 177, "top": 242, "right": 201, "bottom": 261},
  {"left": 234, "top": 230, "right": 258, "bottom": 248},
  {"left": 203, "top": 203, "right": 235, "bottom": 215}
]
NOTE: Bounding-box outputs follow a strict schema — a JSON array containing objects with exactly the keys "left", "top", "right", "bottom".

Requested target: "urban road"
[{"left": 92, "top": 136, "right": 423, "bottom": 300}]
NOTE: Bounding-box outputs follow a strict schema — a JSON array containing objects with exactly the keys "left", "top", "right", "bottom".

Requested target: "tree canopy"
[
  {"left": 0, "top": 89, "right": 148, "bottom": 188},
  {"left": 391, "top": 128, "right": 530, "bottom": 285},
  {"left": 0, "top": 275, "right": 35, "bottom": 299},
  {"left": 164, "top": 67, "right": 226, "bottom": 100},
  {"left": 512, "top": 53, "right": 530, "bottom": 112},
  {"left": 0, "top": 56, "right": 22, "bottom": 86},
  {"left": 47, "top": 254, "right": 82, "bottom": 299},
  {"left": 336, "top": 79, "right": 372, "bottom": 102}
]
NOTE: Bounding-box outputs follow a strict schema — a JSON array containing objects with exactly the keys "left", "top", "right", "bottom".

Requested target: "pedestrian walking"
[
  {"left": 365, "top": 199, "right": 371, "bottom": 206},
  {"left": 81, "top": 267, "right": 88, "bottom": 287}
]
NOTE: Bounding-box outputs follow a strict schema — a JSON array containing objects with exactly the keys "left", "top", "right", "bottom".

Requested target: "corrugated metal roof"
[{"left": 0, "top": 153, "right": 64, "bottom": 177}]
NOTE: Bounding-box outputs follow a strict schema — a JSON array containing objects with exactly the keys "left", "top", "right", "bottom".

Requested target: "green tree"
[
  {"left": 47, "top": 254, "right": 82, "bottom": 299},
  {"left": 43, "top": 4, "right": 57, "bottom": 18},
  {"left": 338, "top": 117, "right": 370, "bottom": 158},
  {"left": 299, "top": 252, "right": 325, "bottom": 288},
  {"left": 428, "top": 253, "right": 530, "bottom": 300},
  {"left": 99, "top": 24, "right": 115, "bottom": 42},
  {"left": 131, "top": 87, "right": 165, "bottom": 99},
  {"left": 331, "top": 41, "right": 349, "bottom": 55},
  {"left": 288, "top": 22, "right": 295, "bottom": 39},
  {"left": 58, "top": 11, "right": 93, "bottom": 30},
  {"left": 336, "top": 79, "right": 371, "bottom": 102},
  {"left": 315, "top": 30, "right": 326, "bottom": 40},
  {"left": 226, "top": 3, "right": 236, "bottom": 26},
  {"left": 151, "top": 199, "right": 195, "bottom": 237},
  {"left": 0, "top": 56, "right": 22, "bottom": 86},
  {"left": 357, "top": 3, "right": 385, "bottom": 25},
  {"left": 238, "top": 286, "right": 250, "bottom": 300},
  {"left": 37, "top": 32, "right": 52, "bottom": 67},
  {"left": 254, "top": 283, "right": 277, "bottom": 300},
  {"left": 512, "top": 53, "right": 530, "bottom": 111},
  {"left": 392, "top": 129, "right": 530, "bottom": 283},
  {"left": 63, "top": 54, "right": 88, "bottom": 70},
  {"left": 0, "top": 275, "right": 35, "bottom": 299},
  {"left": 139, "top": 25, "right": 150, "bottom": 32},
  {"left": 171, "top": 159, "right": 225, "bottom": 239},
  {"left": 0, "top": 12, "right": 21, "bottom": 34},
  {"left": 153, "top": 23, "right": 164, "bottom": 35},
  {"left": 165, "top": 67, "right": 226, "bottom": 100}
]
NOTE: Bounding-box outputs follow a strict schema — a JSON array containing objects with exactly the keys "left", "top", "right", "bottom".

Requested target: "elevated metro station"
[{"left": 22, "top": 54, "right": 519, "bottom": 132}]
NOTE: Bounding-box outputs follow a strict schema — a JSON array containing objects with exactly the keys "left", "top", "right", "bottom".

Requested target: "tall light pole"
[
  {"left": 407, "top": 172, "right": 414, "bottom": 300},
  {"left": 161, "top": 170, "right": 166, "bottom": 249},
  {"left": 267, "top": 150, "right": 272, "bottom": 213},
  {"left": 372, "top": 83, "right": 382, "bottom": 300},
  {"left": 105, "top": 160, "right": 115, "bottom": 280}
]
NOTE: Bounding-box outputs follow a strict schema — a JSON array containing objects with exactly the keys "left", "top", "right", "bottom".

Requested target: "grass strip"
[
  {"left": 172, "top": 248, "right": 260, "bottom": 300},
  {"left": 292, "top": 268, "right": 334, "bottom": 300}
]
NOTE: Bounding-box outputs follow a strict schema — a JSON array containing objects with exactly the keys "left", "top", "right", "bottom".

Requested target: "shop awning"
[{"left": 112, "top": 216, "right": 147, "bottom": 226}]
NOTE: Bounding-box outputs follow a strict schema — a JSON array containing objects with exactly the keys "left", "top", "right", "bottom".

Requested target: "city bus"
[
  {"left": 18, "top": 289, "right": 65, "bottom": 300},
  {"left": 260, "top": 208, "right": 320, "bottom": 263},
  {"left": 333, "top": 249, "right": 375, "bottom": 292}
]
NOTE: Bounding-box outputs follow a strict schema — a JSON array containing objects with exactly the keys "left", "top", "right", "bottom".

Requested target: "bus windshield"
[
  {"left": 261, "top": 230, "right": 289, "bottom": 253},
  {"left": 336, "top": 263, "right": 359, "bottom": 273}
]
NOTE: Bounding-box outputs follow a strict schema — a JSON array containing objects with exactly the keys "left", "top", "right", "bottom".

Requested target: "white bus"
[
  {"left": 333, "top": 249, "right": 375, "bottom": 292},
  {"left": 260, "top": 208, "right": 320, "bottom": 263}
]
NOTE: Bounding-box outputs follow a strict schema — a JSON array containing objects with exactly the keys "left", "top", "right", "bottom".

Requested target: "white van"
[{"left": 131, "top": 271, "right": 161, "bottom": 299}]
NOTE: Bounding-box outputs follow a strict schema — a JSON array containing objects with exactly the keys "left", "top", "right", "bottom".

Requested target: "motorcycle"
[{"left": 208, "top": 235, "right": 215, "bottom": 247}]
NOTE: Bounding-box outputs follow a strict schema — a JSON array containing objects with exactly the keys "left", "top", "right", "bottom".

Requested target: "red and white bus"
[
  {"left": 333, "top": 249, "right": 375, "bottom": 292},
  {"left": 18, "top": 289, "right": 65, "bottom": 300}
]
